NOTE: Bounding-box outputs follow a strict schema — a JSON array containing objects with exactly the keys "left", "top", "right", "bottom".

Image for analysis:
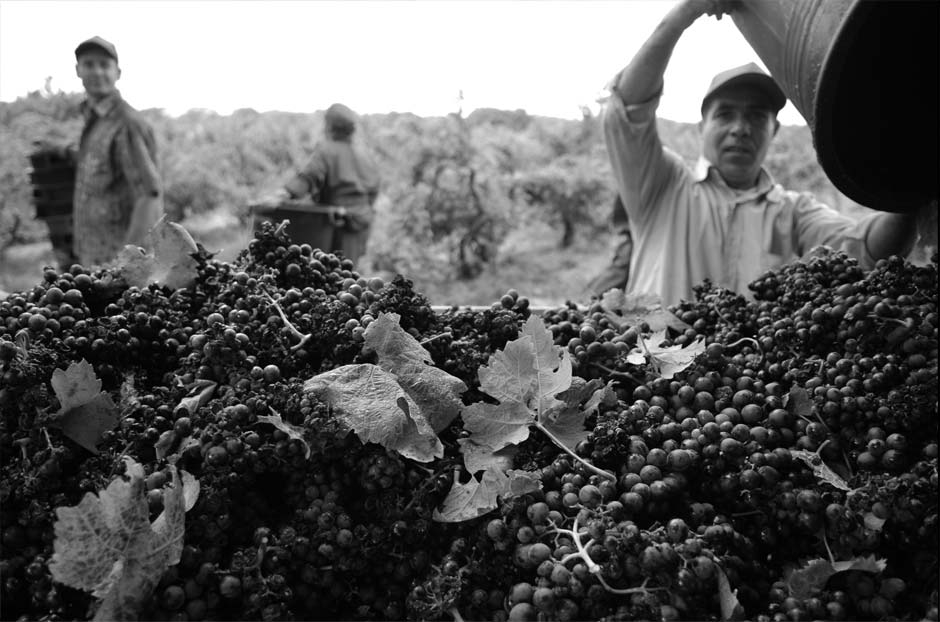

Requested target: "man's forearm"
[
  {"left": 614, "top": 0, "right": 712, "bottom": 104},
  {"left": 865, "top": 212, "right": 918, "bottom": 261}
]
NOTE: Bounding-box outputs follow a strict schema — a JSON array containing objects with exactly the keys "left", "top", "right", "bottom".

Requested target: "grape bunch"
[{"left": 1, "top": 226, "right": 937, "bottom": 622}]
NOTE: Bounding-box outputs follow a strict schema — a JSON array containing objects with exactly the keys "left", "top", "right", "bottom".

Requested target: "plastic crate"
[
  {"left": 32, "top": 182, "right": 74, "bottom": 204},
  {"left": 34, "top": 201, "right": 72, "bottom": 220}
]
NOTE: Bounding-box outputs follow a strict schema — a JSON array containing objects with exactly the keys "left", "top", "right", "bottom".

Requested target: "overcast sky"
[{"left": 0, "top": 0, "right": 807, "bottom": 125}]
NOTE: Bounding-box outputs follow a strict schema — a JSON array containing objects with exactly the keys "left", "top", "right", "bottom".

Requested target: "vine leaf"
[
  {"left": 49, "top": 457, "right": 198, "bottom": 621},
  {"left": 363, "top": 312, "right": 467, "bottom": 432},
  {"left": 174, "top": 380, "right": 217, "bottom": 416},
  {"left": 626, "top": 329, "right": 705, "bottom": 379},
  {"left": 715, "top": 565, "right": 745, "bottom": 621},
  {"left": 257, "top": 408, "right": 311, "bottom": 459},
  {"left": 114, "top": 217, "right": 200, "bottom": 290},
  {"left": 786, "top": 555, "right": 887, "bottom": 600},
  {"left": 304, "top": 364, "right": 443, "bottom": 462},
  {"left": 599, "top": 289, "right": 689, "bottom": 332},
  {"left": 49, "top": 359, "right": 118, "bottom": 454},
  {"left": 863, "top": 512, "right": 886, "bottom": 532},
  {"left": 790, "top": 449, "right": 852, "bottom": 492},
  {"left": 784, "top": 387, "right": 814, "bottom": 419},
  {"left": 432, "top": 469, "right": 542, "bottom": 523},
  {"left": 457, "top": 439, "right": 517, "bottom": 474},
  {"left": 461, "top": 315, "right": 573, "bottom": 452}
]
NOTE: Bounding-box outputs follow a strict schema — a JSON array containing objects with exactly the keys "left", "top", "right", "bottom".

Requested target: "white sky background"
[{"left": 0, "top": 0, "right": 806, "bottom": 125}]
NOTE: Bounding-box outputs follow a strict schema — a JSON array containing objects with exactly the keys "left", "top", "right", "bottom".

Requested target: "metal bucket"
[{"left": 731, "top": 0, "right": 938, "bottom": 213}]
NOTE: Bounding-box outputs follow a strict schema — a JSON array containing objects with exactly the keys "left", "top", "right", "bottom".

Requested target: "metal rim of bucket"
[{"left": 812, "top": 0, "right": 938, "bottom": 213}]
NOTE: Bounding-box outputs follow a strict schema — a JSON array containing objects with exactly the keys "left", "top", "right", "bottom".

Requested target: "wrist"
[{"left": 673, "top": 0, "right": 709, "bottom": 28}]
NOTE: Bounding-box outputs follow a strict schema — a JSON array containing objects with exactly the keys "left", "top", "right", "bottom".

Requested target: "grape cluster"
[{"left": 1, "top": 229, "right": 937, "bottom": 622}]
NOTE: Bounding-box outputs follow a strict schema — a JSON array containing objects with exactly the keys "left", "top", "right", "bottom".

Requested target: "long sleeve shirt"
[{"left": 602, "top": 89, "right": 877, "bottom": 307}]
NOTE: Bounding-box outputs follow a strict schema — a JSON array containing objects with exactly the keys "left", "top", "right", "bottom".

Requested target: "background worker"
[
  {"left": 586, "top": 195, "right": 633, "bottom": 296},
  {"left": 603, "top": 0, "right": 920, "bottom": 306},
  {"left": 70, "top": 36, "right": 163, "bottom": 267},
  {"left": 265, "top": 103, "right": 381, "bottom": 266}
]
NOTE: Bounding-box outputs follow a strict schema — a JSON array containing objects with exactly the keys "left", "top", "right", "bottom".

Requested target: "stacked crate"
[{"left": 29, "top": 149, "right": 77, "bottom": 269}]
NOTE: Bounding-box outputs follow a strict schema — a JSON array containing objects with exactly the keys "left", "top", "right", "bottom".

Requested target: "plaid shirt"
[{"left": 73, "top": 91, "right": 161, "bottom": 267}]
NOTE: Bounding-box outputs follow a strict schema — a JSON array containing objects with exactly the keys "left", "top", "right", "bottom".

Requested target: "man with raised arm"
[{"left": 602, "top": 0, "right": 918, "bottom": 306}]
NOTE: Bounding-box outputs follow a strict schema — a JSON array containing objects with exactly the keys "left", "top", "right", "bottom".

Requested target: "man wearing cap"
[
  {"left": 601, "top": 0, "right": 918, "bottom": 306},
  {"left": 71, "top": 36, "right": 162, "bottom": 267}
]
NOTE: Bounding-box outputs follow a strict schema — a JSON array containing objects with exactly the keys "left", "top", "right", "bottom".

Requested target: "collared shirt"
[
  {"left": 602, "top": 90, "right": 877, "bottom": 307},
  {"left": 74, "top": 91, "right": 161, "bottom": 267}
]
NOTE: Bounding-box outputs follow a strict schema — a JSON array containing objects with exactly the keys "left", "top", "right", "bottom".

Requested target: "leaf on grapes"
[
  {"left": 784, "top": 387, "right": 814, "bottom": 419},
  {"left": 460, "top": 401, "right": 534, "bottom": 452},
  {"left": 715, "top": 565, "right": 745, "bottom": 621},
  {"left": 257, "top": 408, "right": 311, "bottom": 459},
  {"left": 364, "top": 312, "right": 467, "bottom": 432},
  {"left": 522, "top": 315, "right": 573, "bottom": 417},
  {"left": 49, "top": 359, "right": 118, "bottom": 454},
  {"left": 305, "top": 364, "right": 443, "bottom": 463},
  {"left": 539, "top": 378, "right": 615, "bottom": 451},
  {"left": 154, "top": 430, "right": 178, "bottom": 462},
  {"left": 114, "top": 217, "right": 200, "bottom": 290},
  {"left": 785, "top": 558, "right": 835, "bottom": 599},
  {"left": 463, "top": 316, "right": 575, "bottom": 452},
  {"left": 600, "top": 290, "right": 690, "bottom": 332},
  {"left": 174, "top": 380, "right": 217, "bottom": 416},
  {"left": 51, "top": 359, "right": 103, "bottom": 412},
  {"left": 790, "top": 449, "right": 852, "bottom": 492},
  {"left": 119, "top": 374, "right": 139, "bottom": 411},
  {"left": 628, "top": 330, "right": 705, "bottom": 379},
  {"left": 458, "top": 438, "right": 517, "bottom": 474},
  {"left": 432, "top": 468, "right": 542, "bottom": 523},
  {"left": 13, "top": 328, "right": 30, "bottom": 363},
  {"left": 49, "top": 457, "right": 194, "bottom": 621},
  {"left": 504, "top": 469, "right": 542, "bottom": 497},
  {"left": 786, "top": 555, "right": 886, "bottom": 600},
  {"left": 432, "top": 469, "right": 505, "bottom": 522},
  {"left": 831, "top": 554, "right": 887, "bottom": 575},
  {"left": 863, "top": 512, "right": 886, "bottom": 532}
]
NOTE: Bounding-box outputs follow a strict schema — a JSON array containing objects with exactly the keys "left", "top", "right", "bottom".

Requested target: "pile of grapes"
[{"left": 1, "top": 222, "right": 937, "bottom": 622}]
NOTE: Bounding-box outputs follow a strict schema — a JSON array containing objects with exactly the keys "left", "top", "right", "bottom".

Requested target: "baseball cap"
[
  {"left": 325, "top": 103, "right": 357, "bottom": 133},
  {"left": 75, "top": 36, "right": 118, "bottom": 62},
  {"left": 701, "top": 62, "right": 786, "bottom": 115}
]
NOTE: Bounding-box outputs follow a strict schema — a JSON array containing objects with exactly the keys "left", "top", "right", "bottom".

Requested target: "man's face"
[
  {"left": 699, "top": 84, "right": 780, "bottom": 189},
  {"left": 75, "top": 50, "right": 120, "bottom": 99}
]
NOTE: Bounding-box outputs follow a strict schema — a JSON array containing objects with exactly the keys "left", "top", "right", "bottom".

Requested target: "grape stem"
[
  {"left": 588, "top": 362, "right": 641, "bottom": 385},
  {"left": 551, "top": 515, "right": 666, "bottom": 596},
  {"left": 724, "top": 337, "right": 764, "bottom": 363},
  {"left": 263, "top": 292, "right": 314, "bottom": 352},
  {"left": 534, "top": 422, "right": 616, "bottom": 481},
  {"left": 419, "top": 333, "right": 451, "bottom": 347}
]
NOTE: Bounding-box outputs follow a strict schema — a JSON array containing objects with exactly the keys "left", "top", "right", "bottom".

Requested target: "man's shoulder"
[{"left": 113, "top": 99, "right": 155, "bottom": 133}]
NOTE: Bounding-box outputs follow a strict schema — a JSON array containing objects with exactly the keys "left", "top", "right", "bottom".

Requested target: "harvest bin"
[
  {"left": 28, "top": 149, "right": 77, "bottom": 269},
  {"left": 249, "top": 200, "right": 345, "bottom": 257}
]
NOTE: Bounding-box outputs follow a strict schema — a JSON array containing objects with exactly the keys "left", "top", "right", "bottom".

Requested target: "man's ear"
[
  {"left": 772, "top": 117, "right": 781, "bottom": 136},
  {"left": 75, "top": 63, "right": 80, "bottom": 78}
]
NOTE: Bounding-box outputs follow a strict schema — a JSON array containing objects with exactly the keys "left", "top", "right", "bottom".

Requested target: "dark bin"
[
  {"left": 250, "top": 202, "right": 338, "bottom": 256},
  {"left": 29, "top": 149, "right": 77, "bottom": 269}
]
